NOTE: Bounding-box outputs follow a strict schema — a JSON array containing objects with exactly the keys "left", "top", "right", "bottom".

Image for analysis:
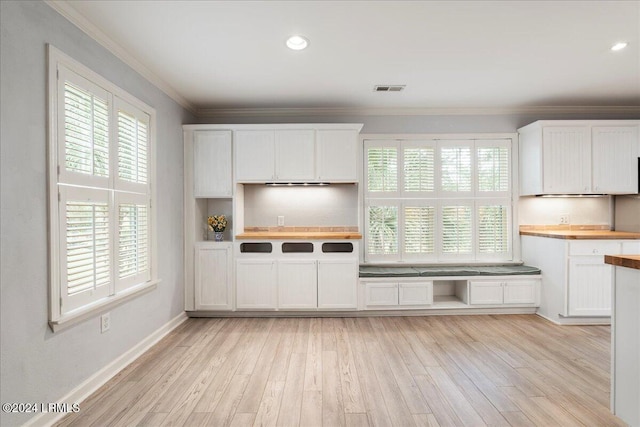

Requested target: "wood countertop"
[
  {"left": 604, "top": 255, "right": 640, "bottom": 271},
  {"left": 236, "top": 231, "right": 362, "bottom": 240},
  {"left": 519, "top": 230, "right": 640, "bottom": 240}
]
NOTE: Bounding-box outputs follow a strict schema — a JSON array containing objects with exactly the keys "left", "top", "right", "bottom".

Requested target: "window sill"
[{"left": 49, "top": 280, "right": 160, "bottom": 332}]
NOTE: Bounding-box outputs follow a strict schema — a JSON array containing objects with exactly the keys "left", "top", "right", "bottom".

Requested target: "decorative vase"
[{"left": 214, "top": 232, "right": 224, "bottom": 242}]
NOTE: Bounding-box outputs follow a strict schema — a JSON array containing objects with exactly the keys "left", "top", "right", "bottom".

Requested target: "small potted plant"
[{"left": 207, "top": 215, "right": 227, "bottom": 242}]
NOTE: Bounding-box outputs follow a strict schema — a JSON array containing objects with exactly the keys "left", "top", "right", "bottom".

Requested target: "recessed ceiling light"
[
  {"left": 286, "top": 35, "right": 309, "bottom": 51},
  {"left": 611, "top": 42, "right": 628, "bottom": 51}
]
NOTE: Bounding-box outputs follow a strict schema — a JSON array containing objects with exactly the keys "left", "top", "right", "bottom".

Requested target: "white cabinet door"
[
  {"left": 622, "top": 241, "right": 640, "bottom": 255},
  {"left": 278, "top": 260, "right": 317, "bottom": 309},
  {"left": 317, "top": 130, "right": 358, "bottom": 181},
  {"left": 235, "top": 130, "right": 275, "bottom": 181},
  {"left": 195, "top": 244, "right": 233, "bottom": 310},
  {"left": 503, "top": 280, "right": 537, "bottom": 304},
  {"left": 469, "top": 281, "right": 504, "bottom": 305},
  {"left": 317, "top": 260, "right": 358, "bottom": 309},
  {"left": 193, "top": 131, "right": 232, "bottom": 197},
  {"left": 236, "top": 259, "right": 277, "bottom": 309},
  {"left": 365, "top": 282, "right": 398, "bottom": 306},
  {"left": 399, "top": 282, "right": 433, "bottom": 306},
  {"left": 542, "top": 126, "right": 591, "bottom": 194},
  {"left": 592, "top": 126, "right": 639, "bottom": 194},
  {"left": 275, "top": 130, "right": 315, "bottom": 181},
  {"left": 568, "top": 256, "right": 612, "bottom": 316}
]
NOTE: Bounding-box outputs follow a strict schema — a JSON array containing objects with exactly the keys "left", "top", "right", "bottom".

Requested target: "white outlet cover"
[{"left": 101, "top": 313, "right": 110, "bottom": 333}]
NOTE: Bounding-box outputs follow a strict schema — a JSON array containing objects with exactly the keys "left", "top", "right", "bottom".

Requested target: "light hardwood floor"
[{"left": 55, "top": 315, "right": 626, "bottom": 427}]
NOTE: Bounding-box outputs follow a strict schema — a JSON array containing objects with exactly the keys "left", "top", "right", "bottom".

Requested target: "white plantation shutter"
[
  {"left": 477, "top": 203, "right": 510, "bottom": 258},
  {"left": 58, "top": 67, "right": 111, "bottom": 188},
  {"left": 116, "top": 194, "right": 150, "bottom": 291},
  {"left": 441, "top": 204, "right": 473, "bottom": 256},
  {"left": 59, "top": 187, "right": 111, "bottom": 313},
  {"left": 403, "top": 143, "right": 435, "bottom": 193},
  {"left": 476, "top": 140, "right": 510, "bottom": 194},
  {"left": 116, "top": 98, "right": 150, "bottom": 192},
  {"left": 440, "top": 143, "right": 472, "bottom": 193},
  {"left": 404, "top": 204, "right": 436, "bottom": 259},
  {"left": 366, "top": 142, "right": 398, "bottom": 193},
  {"left": 366, "top": 204, "right": 399, "bottom": 258}
]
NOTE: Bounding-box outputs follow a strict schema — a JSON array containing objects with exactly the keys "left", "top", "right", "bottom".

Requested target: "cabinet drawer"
[
  {"left": 504, "top": 281, "right": 537, "bottom": 304},
  {"left": 569, "top": 241, "right": 621, "bottom": 256},
  {"left": 365, "top": 283, "right": 398, "bottom": 306},
  {"left": 469, "top": 281, "right": 504, "bottom": 305}
]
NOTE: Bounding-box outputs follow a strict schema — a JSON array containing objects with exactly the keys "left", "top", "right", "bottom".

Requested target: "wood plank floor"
[{"left": 55, "top": 315, "right": 626, "bottom": 427}]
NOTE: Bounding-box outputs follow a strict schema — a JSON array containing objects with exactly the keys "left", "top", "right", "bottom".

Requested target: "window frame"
[
  {"left": 48, "top": 45, "right": 158, "bottom": 331},
  {"left": 363, "top": 134, "right": 516, "bottom": 264}
]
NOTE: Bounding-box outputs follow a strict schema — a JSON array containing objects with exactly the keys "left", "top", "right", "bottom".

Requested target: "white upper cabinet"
[
  {"left": 592, "top": 126, "right": 639, "bottom": 194},
  {"left": 519, "top": 120, "right": 639, "bottom": 195},
  {"left": 235, "top": 130, "right": 276, "bottom": 181},
  {"left": 317, "top": 129, "right": 359, "bottom": 181},
  {"left": 275, "top": 130, "right": 316, "bottom": 181},
  {"left": 193, "top": 130, "right": 233, "bottom": 197},
  {"left": 542, "top": 126, "right": 591, "bottom": 194},
  {"left": 234, "top": 124, "right": 363, "bottom": 183}
]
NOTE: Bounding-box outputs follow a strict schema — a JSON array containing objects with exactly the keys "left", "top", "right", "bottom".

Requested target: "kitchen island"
[{"left": 605, "top": 254, "right": 640, "bottom": 427}]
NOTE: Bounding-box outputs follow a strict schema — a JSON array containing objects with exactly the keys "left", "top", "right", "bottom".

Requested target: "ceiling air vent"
[{"left": 374, "top": 85, "right": 406, "bottom": 92}]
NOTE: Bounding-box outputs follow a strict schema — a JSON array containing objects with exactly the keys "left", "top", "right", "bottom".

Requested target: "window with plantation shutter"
[
  {"left": 441, "top": 204, "right": 473, "bottom": 255},
  {"left": 117, "top": 101, "right": 149, "bottom": 190},
  {"left": 404, "top": 144, "right": 435, "bottom": 193},
  {"left": 366, "top": 143, "right": 398, "bottom": 193},
  {"left": 477, "top": 141, "right": 510, "bottom": 194},
  {"left": 49, "top": 47, "right": 156, "bottom": 329},
  {"left": 440, "top": 144, "right": 472, "bottom": 193},
  {"left": 404, "top": 204, "right": 436, "bottom": 258},
  {"left": 477, "top": 204, "right": 509, "bottom": 257},
  {"left": 366, "top": 204, "right": 399, "bottom": 256},
  {"left": 364, "top": 137, "right": 512, "bottom": 263}
]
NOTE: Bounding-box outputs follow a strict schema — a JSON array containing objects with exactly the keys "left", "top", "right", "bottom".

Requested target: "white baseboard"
[
  {"left": 536, "top": 312, "right": 611, "bottom": 326},
  {"left": 24, "top": 312, "right": 188, "bottom": 427}
]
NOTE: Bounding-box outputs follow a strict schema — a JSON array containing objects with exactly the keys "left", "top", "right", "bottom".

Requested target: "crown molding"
[
  {"left": 45, "top": 0, "right": 197, "bottom": 115},
  {"left": 197, "top": 105, "right": 640, "bottom": 118}
]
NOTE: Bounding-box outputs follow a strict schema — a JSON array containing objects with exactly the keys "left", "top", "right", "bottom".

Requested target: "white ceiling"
[{"left": 53, "top": 0, "right": 640, "bottom": 114}]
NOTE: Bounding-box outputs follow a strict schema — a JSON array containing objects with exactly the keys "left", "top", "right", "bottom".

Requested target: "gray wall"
[{"left": 0, "top": 2, "right": 193, "bottom": 425}]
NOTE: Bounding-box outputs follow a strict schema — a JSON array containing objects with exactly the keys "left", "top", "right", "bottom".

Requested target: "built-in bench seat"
[
  {"left": 359, "top": 264, "right": 541, "bottom": 278},
  {"left": 359, "top": 264, "right": 542, "bottom": 311}
]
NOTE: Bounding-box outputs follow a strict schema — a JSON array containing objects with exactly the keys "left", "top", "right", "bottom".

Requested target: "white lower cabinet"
[
  {"left": 195, "top": 243, "right": 233, "bottom": 310},
  {"left": 365, "top": 282, "right": 398, "bottom": 306},
  {"left": 318, "top": 260, "right": 358, "bottom": 309},
  {"left": 399, "top": 282, "right": 433, "bottom": 305},
  {"left": 236, "top": 260, "right": 277, "bottom": 309},
  {"left": 363, "top": 281, "right": 433, "bottom": 308},
  {"left": 277, "top": 260, "right": 317, "bottom": 309},
  {"left": 469, "top": 280, "right": 538, "bottom": 305},
  {"left": 568, "top": 257, "right": 612, "bottom": 316}
]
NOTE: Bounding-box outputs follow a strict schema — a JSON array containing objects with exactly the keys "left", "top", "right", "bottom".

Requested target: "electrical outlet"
[
  {"left": 559, "top": 214, "right": 570, "bottom": 225},
  {"left": 101, "top": 312, "right": 110, "bottom": 333},
  {"left": 277, "top": 216, "right": 285, "bottom": 226}
]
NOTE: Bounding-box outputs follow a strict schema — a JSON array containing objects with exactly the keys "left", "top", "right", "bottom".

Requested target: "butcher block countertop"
[
  {"left": 238, "top": 226, "right": 362, "bottom": 240},
  {"left": 604, "top": 255, "right": 640, "bottom": 271},
  {"left": 519, "top": 226, "right": 640, "bottom": 240},
  {"left": 236, "top": 231, "right": 362, "bottom": 240}
]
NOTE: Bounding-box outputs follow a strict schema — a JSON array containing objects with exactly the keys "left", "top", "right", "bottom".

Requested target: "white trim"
[
  {"left": 25, "top": 312, "right": 188, "bottom": 427},
  {"left": 182, "top": 123, "right": 364, "bottom": 131},
  {"left": 44, "top": 1, "right": 195, "bottom": 114},
  {"left": 197, "top": 105, "right": 640, "bottom": 118},
  {"left": 535, "top": 311, "right": 610, "bottom": 326},
  {"left": 49, "top": 280, "right": 160, "bottom": 332}
]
